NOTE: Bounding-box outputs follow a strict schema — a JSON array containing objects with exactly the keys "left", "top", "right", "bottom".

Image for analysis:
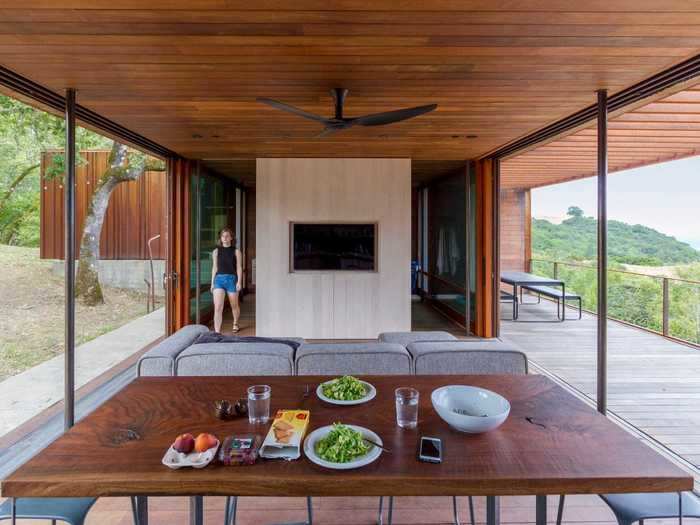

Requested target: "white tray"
[{"left": 161, "top": 440, "right": 220, "bottom": 469}]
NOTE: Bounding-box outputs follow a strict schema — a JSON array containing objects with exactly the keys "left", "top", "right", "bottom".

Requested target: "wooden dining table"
[{"left": 1, "top": 375, "right": 693, "bottom": 525}]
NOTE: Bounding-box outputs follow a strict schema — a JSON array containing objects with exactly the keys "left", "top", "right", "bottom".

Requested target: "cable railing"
[{"left": 529, "top": 258, "right": 700, "bottom": 347}]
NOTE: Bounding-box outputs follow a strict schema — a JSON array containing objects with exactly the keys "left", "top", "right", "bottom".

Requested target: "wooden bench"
[{"left": 520, "top": 284, "right": 582, "bottom": 320}]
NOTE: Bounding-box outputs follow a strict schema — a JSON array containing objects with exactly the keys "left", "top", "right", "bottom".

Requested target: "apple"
[
  {"left": 173, "top": 433, "right": 195, "bottom": 454},
  {"left": 194, "top": 432, "right": 218, "bottom": 453}
]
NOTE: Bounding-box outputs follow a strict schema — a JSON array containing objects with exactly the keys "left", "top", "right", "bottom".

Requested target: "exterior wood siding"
[
  {"left": 40, "top": 150, "right": 166, "bottom": 260},
  {"left": 500, "top": 188, "right": 531, "bottom": 272}
]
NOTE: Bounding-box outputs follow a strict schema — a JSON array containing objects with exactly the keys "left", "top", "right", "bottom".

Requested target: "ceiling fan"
[{"left": 257, "top": 88, "right": 437, "bottom": 138}]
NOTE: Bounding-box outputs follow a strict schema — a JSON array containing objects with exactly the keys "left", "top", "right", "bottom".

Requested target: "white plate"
[
  {"left": 161, "top": 440, "right": 220, "bottom": 470},
  {"left": 303, "top": 425, "right": 382, "bottom": 470},
  {"left": 316, "top": 379, "right": 376, "bottom": 406}
]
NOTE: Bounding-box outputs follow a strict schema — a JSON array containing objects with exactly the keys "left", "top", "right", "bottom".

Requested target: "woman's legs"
[
  {"left": 213, "top": 288, "right": 226, "bottom": 333},
  {"left": 227, "top": 291, "right": 240, "bottom": 331}
]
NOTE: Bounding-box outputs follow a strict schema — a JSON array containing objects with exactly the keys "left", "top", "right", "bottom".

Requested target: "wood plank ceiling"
[
  {"left": 501, "top": 84, "right": 700, "bottom": 190},
  {"left": 2, "top": 1, "right": 700, "bottom": 180}
]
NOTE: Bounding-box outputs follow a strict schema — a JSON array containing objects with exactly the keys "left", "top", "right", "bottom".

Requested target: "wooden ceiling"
[
  {"left": 2, "top": 2, "right": 700, "bottom": 181},
  {"left": 501, "top": 84, "right": 700, "bottom": 190}
]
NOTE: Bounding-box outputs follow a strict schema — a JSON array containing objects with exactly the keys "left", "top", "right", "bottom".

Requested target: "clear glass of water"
[
  {"left": 395, "top": 387, "right": 419, "bottom": 429},
  {"left": 247, "top": 385, "right": 271, "bottom": 424}
]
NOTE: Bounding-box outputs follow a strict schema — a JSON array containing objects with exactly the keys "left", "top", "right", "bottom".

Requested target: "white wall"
[{"left": 256, "top": 158, "right": 411, "bottom": 339}]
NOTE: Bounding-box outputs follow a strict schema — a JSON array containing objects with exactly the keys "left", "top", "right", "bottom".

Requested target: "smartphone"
[{"left": 418, "top": 436, "right": 442, "bottom": 463}]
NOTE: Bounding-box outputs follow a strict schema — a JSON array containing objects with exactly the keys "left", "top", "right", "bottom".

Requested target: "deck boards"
[{"left": 501, "top": 299, "right": 700, "bottom": 473}]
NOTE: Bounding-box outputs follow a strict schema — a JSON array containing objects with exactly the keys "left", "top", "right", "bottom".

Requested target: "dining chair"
[
  {"left": 556, "top": 492, "right": 700, "bottom": 525},
  {"left": 387, "top": 342, "right": 529, "bottom": 525},
  {"left": 0, "top": 497, "right": 139, "bottom": 525}
]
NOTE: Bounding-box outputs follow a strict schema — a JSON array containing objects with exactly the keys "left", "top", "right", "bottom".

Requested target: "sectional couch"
[{"left": 137, "top": 326, "right": 527, "bottom": 378}]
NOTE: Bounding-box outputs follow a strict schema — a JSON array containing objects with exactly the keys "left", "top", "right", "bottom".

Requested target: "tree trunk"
[
  {"left": 0, "top": 163, "right": 39, "bottom": 215},
  {"left": 75, "top": 177, "right": 117, "bottom": 305}
]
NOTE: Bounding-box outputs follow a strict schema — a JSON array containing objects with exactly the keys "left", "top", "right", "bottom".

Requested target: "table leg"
[
  {"left": 513, "top": 284, "right": 519, "bottom": 320},
  {"left": 535, "top": 495, "right": 547, "bottom": 525},
  {"left": 10, "top": 497, "right": 16, "bottom": 525},
  {"left": 189, "top": 495, "right": 203, "bottom": 525},
  {"left": 486, "top": 496, "right": 500, "bottom": 525},
  {"left": 561, "top": 284, "right": 566, "bottom": 321},
  {"left": 135, "top": 496, "right": 148, "bottom": 525}
]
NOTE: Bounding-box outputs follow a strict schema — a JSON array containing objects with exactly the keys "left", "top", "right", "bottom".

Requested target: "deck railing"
[{"left": 529, "top": 258, "right": 700, "bottom": 347}]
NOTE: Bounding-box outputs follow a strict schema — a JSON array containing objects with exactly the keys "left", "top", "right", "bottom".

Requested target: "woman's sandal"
[{"left": 232, "top": 324, "right": 240, "bottom": 333}]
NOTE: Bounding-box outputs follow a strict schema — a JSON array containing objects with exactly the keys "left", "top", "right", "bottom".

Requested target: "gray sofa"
[{"left": 137, "top": 328, "right": 527, "bottom": 378}]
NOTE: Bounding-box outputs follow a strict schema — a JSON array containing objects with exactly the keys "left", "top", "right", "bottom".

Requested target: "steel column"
[
  {"left": 596, "top": 88, "right": 608, "bottom": 415},
  {"left": 64, "top": 88, "right": 76, "bottom": 430}
]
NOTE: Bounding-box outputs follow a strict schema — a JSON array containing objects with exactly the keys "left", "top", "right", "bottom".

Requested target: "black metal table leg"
[
  {"left": 189, "top": 496, "right": 203, "bottom": 525},
  {"left": 561, "top": 283, "right": 566, "bottom": 321},
  {"left": 536, "top": 495, "right": 547, "bottom": 525},
  {"left": 10, "top": 497, "right": 16, "bottom": 525},
  {"left": 486, "top": 496, "right": 500, "bottom": 525},
  {"left": 135, "top": 496, "right": 148, "bottom": 525}
]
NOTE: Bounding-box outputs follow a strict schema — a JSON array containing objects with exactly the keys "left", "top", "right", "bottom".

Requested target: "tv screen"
[{"left": 291, "top": 223, "right": 376, "bottom": 271}]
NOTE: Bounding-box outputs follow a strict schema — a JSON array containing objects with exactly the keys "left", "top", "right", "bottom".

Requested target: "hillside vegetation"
[
  {"left": 531, "top": 207, "right": 700, "bottom": 344},
  {"left": 533, "top": 206, "right": 700, "bottom": 266}
]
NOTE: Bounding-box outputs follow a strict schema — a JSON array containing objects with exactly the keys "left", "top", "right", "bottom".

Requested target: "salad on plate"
[
  {"left": 314, "top": 423, "right": 372, "bottom": 463},
  {"left": 321, "top": 375, "right": 368, "bottom": 401}
]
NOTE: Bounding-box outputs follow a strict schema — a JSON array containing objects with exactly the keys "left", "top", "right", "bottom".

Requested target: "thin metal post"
[
  {"left": 194, "top": 164, "right": 201, "bottom": 324},
  {"left": 597, "top": 88, "right": 608, "bottom": 415},
  {"left": 64, "top": 88, "right": 76, "bottom": 430},
  {"left": 663, "top": 277, "right": 670, "bottom": 336},
  {"left": 553, "top": 262, "right": 559, "bottom": 280}
]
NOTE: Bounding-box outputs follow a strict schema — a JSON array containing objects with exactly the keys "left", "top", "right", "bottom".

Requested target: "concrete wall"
[
  {"left": 500, "top": 188, "right": 530, "bottom": 272},
  {"left": 52, "top": 259, "right": 165, "bottom": 295},
  {"left": 256, "top": 158, "right": 412, "bottom": 339}
]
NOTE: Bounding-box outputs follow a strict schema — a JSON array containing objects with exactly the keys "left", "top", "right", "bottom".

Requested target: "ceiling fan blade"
[
  {"left": 315, "top": 126, "right": 346, "bottom": 138},
  {"left": 256, "top": 97, "right": 330, "bottom": 124},
  {"left": 353, "top": 104, "right": 437, "bottom": 127}
]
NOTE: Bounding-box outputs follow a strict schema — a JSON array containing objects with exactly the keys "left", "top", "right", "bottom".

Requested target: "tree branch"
[{"left": 0, "top": 163, "right": 40, "bottom": 214}]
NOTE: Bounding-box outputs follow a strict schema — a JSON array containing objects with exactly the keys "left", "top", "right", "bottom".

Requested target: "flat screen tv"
[{"left": 291, "top": 223, "right": 377, "bottom": 271}]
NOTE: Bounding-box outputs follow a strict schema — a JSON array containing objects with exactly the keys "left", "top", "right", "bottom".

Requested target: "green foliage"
[
  {"left": 0, "top": 94, "right": 111, "bottom": 246},
  {"left": 532, "top": 210, "right": 700, "bottom": 266},
  {"left": 532, "top": 213, "right": 700, "bottom": 345}
]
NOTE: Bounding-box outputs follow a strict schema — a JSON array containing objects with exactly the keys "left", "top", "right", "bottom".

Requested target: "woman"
[{"left": 211, "top": 227, "right": 243, "bottom": 333}]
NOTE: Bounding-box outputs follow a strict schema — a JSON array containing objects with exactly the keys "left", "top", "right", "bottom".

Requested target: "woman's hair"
[{"left": 217, "top": 227, "right": 235, "bottom": 247}]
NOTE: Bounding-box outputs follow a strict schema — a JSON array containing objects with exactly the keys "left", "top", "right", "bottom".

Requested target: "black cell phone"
[{"left": 418, "top": 436, "right": 442, "bottom": 463}]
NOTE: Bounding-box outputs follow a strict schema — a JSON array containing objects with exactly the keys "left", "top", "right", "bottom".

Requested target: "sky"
[{"left": 531, "top": 155, "right": 700, "bottom": 249}]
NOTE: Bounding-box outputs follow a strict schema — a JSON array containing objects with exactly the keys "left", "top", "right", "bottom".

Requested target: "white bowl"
[{"left": 431, "top": 385, "right": 510, "bottom": 434}]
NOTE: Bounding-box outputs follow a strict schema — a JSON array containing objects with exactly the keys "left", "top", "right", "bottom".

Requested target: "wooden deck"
[{"left": 501, "top": 299, "right": 700, "bottom": 474}]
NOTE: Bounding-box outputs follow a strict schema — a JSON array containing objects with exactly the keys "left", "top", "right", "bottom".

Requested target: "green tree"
[{"left": 567, "top": 206, "right": 584, "bottom": 218}]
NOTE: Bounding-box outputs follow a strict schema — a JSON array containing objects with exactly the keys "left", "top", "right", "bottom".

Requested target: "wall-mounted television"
[{"left": 291, "top": 223, "right": 377, "bottom": 272}]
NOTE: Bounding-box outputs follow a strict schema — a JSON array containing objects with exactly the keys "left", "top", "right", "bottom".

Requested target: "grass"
[{"left": 0, "top": 244, "right": 154, "bottom": 381}]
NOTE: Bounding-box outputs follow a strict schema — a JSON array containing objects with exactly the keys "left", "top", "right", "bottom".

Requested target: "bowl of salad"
[
  {"left": 316, "top": 375, "right": 376, "bottom": 405},
  {"left": 304, "top": 423, "right": 382, "bottom": 470}
]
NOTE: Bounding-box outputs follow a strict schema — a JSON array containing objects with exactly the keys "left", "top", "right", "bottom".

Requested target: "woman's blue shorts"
[{"left": 213, "top": 273, "right": 238, "bottom": 293}]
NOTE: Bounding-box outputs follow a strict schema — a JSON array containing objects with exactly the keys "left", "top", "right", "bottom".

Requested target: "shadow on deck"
[{"left": 501, "top": 298, "right": 700, "bottom": 473}]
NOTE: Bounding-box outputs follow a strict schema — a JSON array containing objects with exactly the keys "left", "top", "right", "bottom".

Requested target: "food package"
[
  {"left": 218, "top": 434, "right": 262, "bottom": 466},
  {"left": 260, "top": 410, "right": 310, "bottom": 460}
]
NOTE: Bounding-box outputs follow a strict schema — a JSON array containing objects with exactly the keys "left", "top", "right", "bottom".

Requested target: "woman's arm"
[
  {"left": 211, "top": 249, "right": 218, "bottom": 291},
  {"left": 236, "top": 248, "right": 243, "bottom": 292}
]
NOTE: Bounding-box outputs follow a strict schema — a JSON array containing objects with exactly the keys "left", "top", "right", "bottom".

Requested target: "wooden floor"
[{"left": 501, "top": 299, "right": 700, "bottom": 474}]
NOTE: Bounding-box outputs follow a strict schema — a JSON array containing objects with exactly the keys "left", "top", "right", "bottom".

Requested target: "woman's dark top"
[{"left": 216, "top": 245, "right": 237, "bottom": 275}]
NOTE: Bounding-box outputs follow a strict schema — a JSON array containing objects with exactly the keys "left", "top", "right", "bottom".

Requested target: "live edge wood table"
[{"left": 2, "top": 376, "right": 692, "bottom": 525}]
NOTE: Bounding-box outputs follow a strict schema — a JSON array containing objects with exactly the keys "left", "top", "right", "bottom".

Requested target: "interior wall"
[
  {"left": 256, "top": 158, "right": 411, "bottom": 339},
  {"left": 500, "top": 188, "right": 531, "bottom": 272}
]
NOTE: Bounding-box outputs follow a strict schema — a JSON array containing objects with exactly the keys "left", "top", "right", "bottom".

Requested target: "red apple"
[
  {"left": 173, "top": 433, "right": 195, "bottom": 454},
  {"left": 194, "top": 432, "right": 218, "bottom": 453}
]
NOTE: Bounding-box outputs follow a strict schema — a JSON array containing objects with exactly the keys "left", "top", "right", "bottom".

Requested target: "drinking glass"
[
  {"left": 247, "top": 385, "right": 271, "bottom": 424},
  {"left": 395, "top": 387, "right": 419, "bottom": 428}
]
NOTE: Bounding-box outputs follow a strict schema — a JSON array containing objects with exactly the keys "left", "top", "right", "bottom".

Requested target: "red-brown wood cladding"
[{"left": 40, "top": 150, "right": 166, "bottom": 260}]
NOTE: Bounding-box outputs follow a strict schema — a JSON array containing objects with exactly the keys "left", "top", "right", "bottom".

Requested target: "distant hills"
[{"left": 532, "top": 207, "right": 700, "bottom": 266}]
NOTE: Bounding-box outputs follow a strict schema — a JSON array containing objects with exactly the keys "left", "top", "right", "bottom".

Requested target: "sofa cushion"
[
  {"left": 137, "top": 324, "right": 210, "bottom": 377},
  {"left": 175, "top": 342, "right": 295, "bottom": 376},
  {"left": 378, "top": 331, "right": 457, "bottom": 347},
  {"left": 296, "top": 342, "right": 411, "bottom": 375},
  {"left": 408, "top": 340, "right": 528, "bottom": 375}
]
